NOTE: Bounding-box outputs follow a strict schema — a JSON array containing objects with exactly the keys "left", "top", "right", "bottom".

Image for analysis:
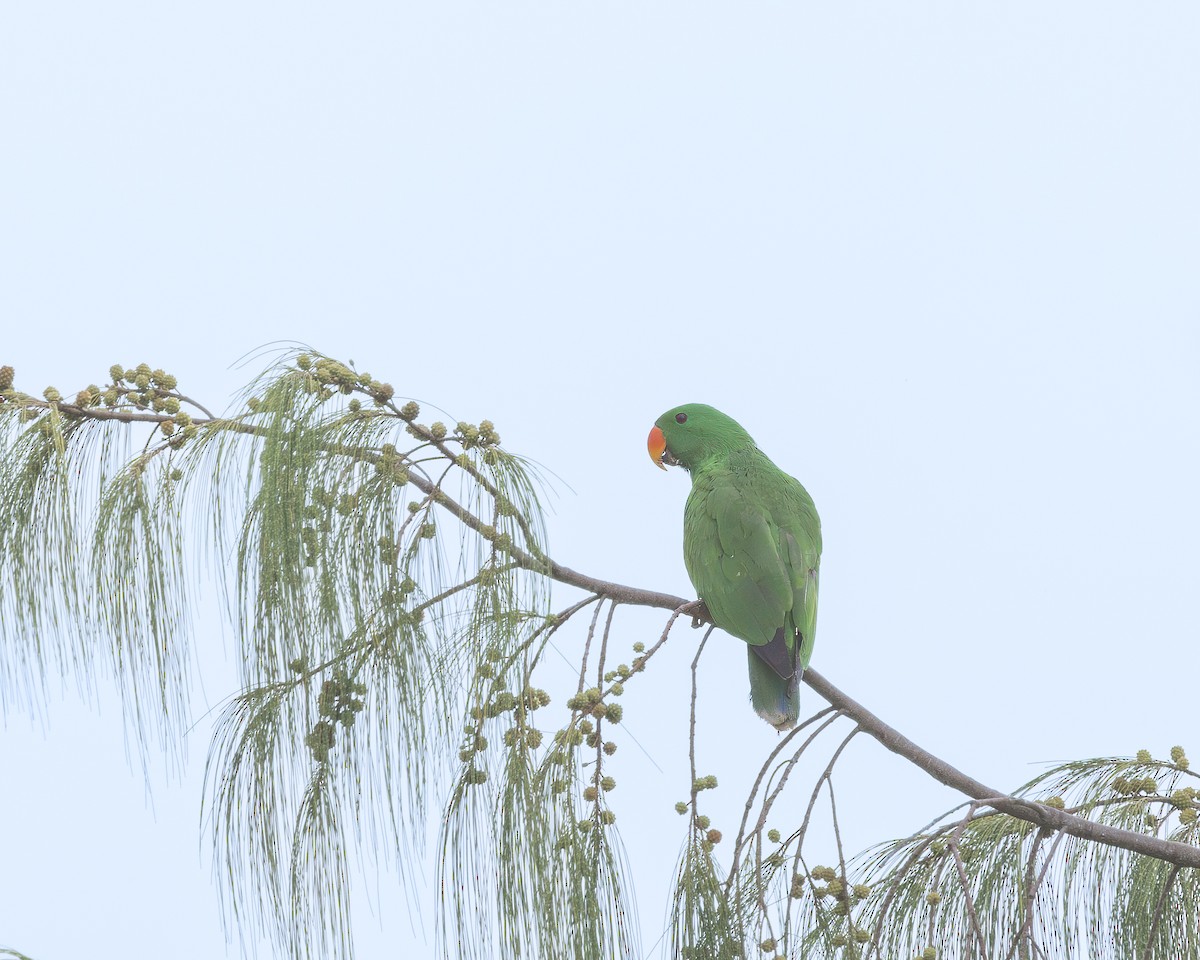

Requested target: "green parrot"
[{"left": 648, "top": 404, "right": 822, "bottom": 730}]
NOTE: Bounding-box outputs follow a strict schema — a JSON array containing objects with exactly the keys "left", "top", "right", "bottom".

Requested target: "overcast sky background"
[{"left": 3, "top": 3, "right": 1198, "bottom": 958}]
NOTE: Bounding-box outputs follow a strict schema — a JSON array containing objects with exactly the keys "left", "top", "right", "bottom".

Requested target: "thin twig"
[
  {"left": 949, "top": 810, "right": 989, "bottom": 958},
  {"left": 724, "top": 706, "right": 839, "bottom": 888},
  {"left": 576, "top": 600, "right": 606, "bottom": 697},
  {"left": 1141, "top": 863, "right": 1181, "bottom": 960},
  {"left": 1005, "top": 828, "right": 1065, "bottom": 960},
  {"left": 926, "top": 838, "right": 951, "bottom": 954},
  {"left": 1018, "top": 828, "right": 1047, "bottom": 960},
  {"left": 589, "top": 601, "right": 619, "bottom": 839},
  {"left": 866, "top": 832, "right": 942, "bottom": 959},
  {"left": 519, "top": 594, "right": 602, "bottom": 676},
  {"left": 687, "top": 627, "right": 715, "bottom": 827},
  {"left": 792, "top": 728, "right": 861, "bottom": 858}
]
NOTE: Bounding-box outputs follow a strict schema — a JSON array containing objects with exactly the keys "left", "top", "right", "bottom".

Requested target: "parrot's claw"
[{"left": 690, "top": 600, "right": 711, "bottom": 629}]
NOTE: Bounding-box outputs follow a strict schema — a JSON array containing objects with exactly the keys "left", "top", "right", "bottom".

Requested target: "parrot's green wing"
[
  {"left": 683, "top": 470, "right": 793, "bottom": 649},
  {"left": 684, "top": 458, "right": 821, "bottom": 656},
  {"left": 682, "top": 453, "right": 821, "bottom": 729},
  {"left": 780, "top": 527, "right": 821, "bottom": 671}
]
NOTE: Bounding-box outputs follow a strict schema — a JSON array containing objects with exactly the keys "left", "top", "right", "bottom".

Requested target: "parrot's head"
[{"left": 648, "top": 404, "right": 756, "bottom": 473}]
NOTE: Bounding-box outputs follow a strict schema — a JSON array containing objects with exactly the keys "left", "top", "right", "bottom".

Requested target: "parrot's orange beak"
[{"left": 647, "top": 425, "right": 668, "bottom": 470}]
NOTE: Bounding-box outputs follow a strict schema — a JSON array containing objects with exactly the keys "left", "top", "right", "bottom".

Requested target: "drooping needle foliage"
[{"left": 1, "top": 354, "right": 1196, "bottom": 960}]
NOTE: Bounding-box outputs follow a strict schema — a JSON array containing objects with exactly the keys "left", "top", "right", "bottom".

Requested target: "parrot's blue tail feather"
[{"left": 746, "top": 647, "right": 800, "bottom": 731}]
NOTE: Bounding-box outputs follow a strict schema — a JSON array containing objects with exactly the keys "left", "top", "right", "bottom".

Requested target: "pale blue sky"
[{"left": 2, "top": 3, "right": 1198, "bottom": 958}]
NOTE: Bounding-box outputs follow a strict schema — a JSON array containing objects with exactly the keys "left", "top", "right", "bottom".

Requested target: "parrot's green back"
[{"left": 654, "top": 404, "right": 821, "bottom": 730}]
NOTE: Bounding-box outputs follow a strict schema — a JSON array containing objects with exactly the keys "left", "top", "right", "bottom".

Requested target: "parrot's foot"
[{"left": 690, "top": 600, "right": 711, "bottom": 629}]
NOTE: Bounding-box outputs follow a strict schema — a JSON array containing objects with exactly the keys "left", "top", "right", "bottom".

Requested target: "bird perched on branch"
[{"left": 648, "top": 404, "right": 822, "bottom": 730}]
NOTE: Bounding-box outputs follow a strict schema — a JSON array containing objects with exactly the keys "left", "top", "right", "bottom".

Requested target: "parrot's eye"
[{"left": 675, "top": 413, "right": 688, "bottom": 424}]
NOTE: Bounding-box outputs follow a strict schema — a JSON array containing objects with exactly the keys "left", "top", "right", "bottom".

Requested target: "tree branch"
[
  {"left": 533, "top": 568, "right": 1200, "bottom": 869},
  {"left": 21, "top": 376, "right": 1200, "bottom": 873},
  {"left": 801, "top": 669, "right": 1200, "bottom": 869}
]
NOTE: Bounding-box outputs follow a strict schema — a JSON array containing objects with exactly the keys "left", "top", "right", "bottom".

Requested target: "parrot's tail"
[{"left": 746, "top": 646, "right": 800, "bottom": 731}]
